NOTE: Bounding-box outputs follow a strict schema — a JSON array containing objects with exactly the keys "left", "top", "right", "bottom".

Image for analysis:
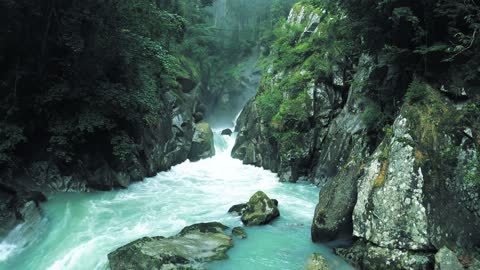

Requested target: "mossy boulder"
[
  {"left": 108, "top": 222, "right": 233, "bottom": 270},
  {"left": 188, "top": 121, "right": 215, "bottom": 162},
  {"left": 232, "top": 191, "right": 280, "bottom": 226}
]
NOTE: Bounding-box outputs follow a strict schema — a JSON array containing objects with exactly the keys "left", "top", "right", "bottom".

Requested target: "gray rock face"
[
  {"left": 231, "top": 98, "right": 279, "bottom": 171},
  {"left": 353, "top": 116, "right": 431, "bottom": 251},
  {"left": 229, "top": 191, "right": 280, "bottom": 226},
  {"left": 188, "top": 122, "right": 216, "bottom": 162},
  {"left": 434, "top": 247, "right": 463, "bottom": 270},
  {"left": 108, "top": 222, "right": 233, "bottom": 270},
  {"left": 0, "top": 188, "right": 45, "bottom": 237}
]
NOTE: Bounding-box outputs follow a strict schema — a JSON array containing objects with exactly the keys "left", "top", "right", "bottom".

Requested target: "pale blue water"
[{"left": 0, "top": 131, "right": 354, "bottom": 270}]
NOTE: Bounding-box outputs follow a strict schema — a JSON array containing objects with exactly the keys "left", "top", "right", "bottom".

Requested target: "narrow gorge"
[{"left": 1, "top": 0, "right": 479, "bottom": 270}]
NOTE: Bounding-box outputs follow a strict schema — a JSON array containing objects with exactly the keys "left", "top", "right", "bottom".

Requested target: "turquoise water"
[{"left": 0, "top": 131, "right": 354, "bottom": 270}]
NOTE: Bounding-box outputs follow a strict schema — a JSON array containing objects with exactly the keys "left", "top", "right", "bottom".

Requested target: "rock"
[
  {"left": 0, "top": 187, "right": 45, "bottom": 237},
  {"left": 434, "top": 247, "right": 463, "bottom": 270},
  {"left": 304, "top": 253, "right": 331, "bottom": 270},
  {"left": 232, "top": 227, "right": 247, "bottom": 239},
  {"left": 311, "top": 157, "right": 364, "bottom": 242},
  {"left": 336, "top": 240, "right": 434, "bottom": 270},
  {"left": 193, "top": 112, "right": 204, "bottom": 123},
  {"left": 228, "top": 203, "right": 248, "bottom": 216},
  {"left": 108, "top": 222, "right": 233, "bottom": 270},
  {"left": 240, "top": 191, "right": 280, "bottom": 226},
  {"left": 231, "top": 98, "right": 280, "bottom": 171},
  {"left": 352, "top": 115, "right": 432, "bottom": 251},
  {"left": 178, "top": 222, "right": 228, "bottom": 236},
  {"left": 188, "top": 121, "right": 215, "bottom": 162},
  {"left": 468, "top": 258, "right": 480, "bottom": 270},
  {"left": 221, "top": 129, "right": 233, "bottom": 136}
]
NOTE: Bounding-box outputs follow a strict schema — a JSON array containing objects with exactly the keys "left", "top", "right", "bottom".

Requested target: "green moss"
[{"left": 373, "top": 160, "right": 388, "bottom": 188}]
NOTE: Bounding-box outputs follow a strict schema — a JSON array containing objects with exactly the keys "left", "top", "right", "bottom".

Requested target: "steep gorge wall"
[{"left": 233, "top": 2, "right": 480, "bottom": 269}]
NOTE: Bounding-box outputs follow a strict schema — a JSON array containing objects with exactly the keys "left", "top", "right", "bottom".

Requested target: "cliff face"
[
  {"left": 0, "top": 0, "right": 210, "bottom": 236},
  {"left": 233, "top": 2, "right": 480, "bottom": 269}
]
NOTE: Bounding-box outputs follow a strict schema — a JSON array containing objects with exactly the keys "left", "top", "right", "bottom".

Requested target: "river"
[{"left": 0, "top": 130, "right": 353, "bottom": 270}]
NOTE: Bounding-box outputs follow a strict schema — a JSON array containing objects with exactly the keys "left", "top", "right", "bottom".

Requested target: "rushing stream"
[{"left": 0, "top": 130, "right": 354, "bottom": 270}]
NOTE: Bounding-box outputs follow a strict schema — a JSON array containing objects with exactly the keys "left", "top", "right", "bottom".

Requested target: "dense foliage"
[
  {"left": 0, "top": 0, "right": 194, "bottom": 174},
  {"left": 254, "top": 0, "right": 480, "bottom": 157}
]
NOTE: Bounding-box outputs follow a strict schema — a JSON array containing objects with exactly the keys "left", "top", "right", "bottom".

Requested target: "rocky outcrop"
[
  {"left": 229, "top": 191, "right": 280, "bottom": 226},
  {"left": 188, "top": 121, "right": 215, "bottom": 162},
  {"left": 231, "top": 8, "right": 374, "bottom": 185},
  {"left": 333, "top": 97, "right": 480, "bottom": 269},
  {"left": 231, "top": 98, "right": 280, "bottom": 170},
  {"left": 108, "top": 222, "right": 233, "bottom": 270}
]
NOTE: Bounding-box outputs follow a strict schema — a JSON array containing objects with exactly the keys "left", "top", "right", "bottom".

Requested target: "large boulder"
[
  {"left": 221, "top": 129, "right": 233, "bottom": 136},
  {"left": 108, "top": 222, "right": 233, "bottom": 270},
  {"left": 188, "top": 122, "right": 215, "bottom": 162},
  {"left": 230, "top": 191, "right": 280, "bottom": 226}
]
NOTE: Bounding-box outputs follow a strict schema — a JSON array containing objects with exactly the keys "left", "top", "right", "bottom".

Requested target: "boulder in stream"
[
  {"left": 108, "top": 222, "right": 233, "bottom": 270},
  {"left": 221, "top": 128, "right": 233, "bottom": 136},
  {"left": 229, "top": 191, "right": 280, "bottom": 226},
  {"left": 188, "top": 121, "right": 215, "bottom": 162}
]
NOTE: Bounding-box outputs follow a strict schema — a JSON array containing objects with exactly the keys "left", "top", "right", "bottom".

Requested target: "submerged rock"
[
  {"left": 232, "top": 227, "right": 247, "bottom": 239},
  {"left": 304, "top": 253, "right": 331, "bottom": 270},
  {"left": 188, "top": 121, "right": 215, "bottom": 162},
  {"left": 434, "top": 247, "right": 463, "bottom": 270},
  {"left": 221, "top": 129, "right": 233, "bottom": 136},
  {"left": 232, "top": 191, "right": 280, "bottom": 226},
  {"left": 108, "top": 222, "right": 233, "bottom": 270}
]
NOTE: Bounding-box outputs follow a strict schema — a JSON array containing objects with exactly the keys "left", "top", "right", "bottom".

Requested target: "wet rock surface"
[
  {"left": 188, "top": 122, "right": 216, "bottom": 162},
  {"left": 108, "top": 222, "right": 233, "bottom": 270}
]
